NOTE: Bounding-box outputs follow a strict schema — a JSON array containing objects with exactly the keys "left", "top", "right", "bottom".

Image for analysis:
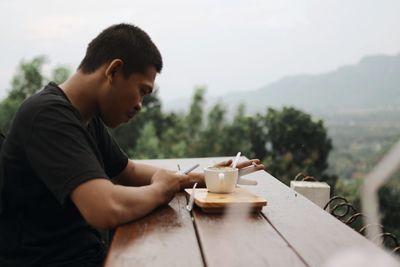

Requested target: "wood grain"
[
  {"left": 108, "top": 157, "right": 397, "bottom": 267},
  {"left": 104, "top": 193, "right": 203, "bottom": 267},
  {"left": 237, "top": 161, "right": 397, "bottom": 267},
  {"left": 184, "top": 187, "right": 266, "bottom": 213},
  {"left": 137, "top": 158, "right": 307, "bottom": 267},
  {"left": 192, "top": 208, "right": 307, "bottom": 267}
]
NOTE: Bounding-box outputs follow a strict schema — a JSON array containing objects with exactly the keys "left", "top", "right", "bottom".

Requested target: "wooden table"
[{"left": 104, "top": 157, "right": 397, "bottom": 267}]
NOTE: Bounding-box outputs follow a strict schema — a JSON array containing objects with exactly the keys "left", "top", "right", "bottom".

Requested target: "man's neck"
[{"left": 59, "top": 71, "right": 102, "bottom": 125}]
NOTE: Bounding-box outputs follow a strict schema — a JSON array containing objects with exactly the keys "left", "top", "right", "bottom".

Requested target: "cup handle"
[{"left": 218, "top": 172, "right": 225, "bottom": 191}]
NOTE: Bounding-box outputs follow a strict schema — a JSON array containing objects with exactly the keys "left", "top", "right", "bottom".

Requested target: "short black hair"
[{"left": 78, "top": 23, "right": 163, "bottom": 77}]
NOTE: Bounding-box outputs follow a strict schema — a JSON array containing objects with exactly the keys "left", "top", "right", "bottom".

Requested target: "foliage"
[
  {"left": 196, "top": 101, "right": 226, "bottom": 157},
  {"left": 185, "top": 87, "right": 206, "bottom": 157},
  {"left": 0, "top": 97, "right": 22, "bottom": 132},
  {"left": 334, "top": 174, "right": 400, "bottom": 246},
  {"left": 8, "top": 56, "right": 47, "bottom": 101},
  {"left": 0, "top": 56, "right": 71, "bottom": 133},
  {"left": 131, "top": 122, "right": 162, "bottom": 159},
  {"left": 262, "top": 107, "right": 337, "bottom": 187},
  {"left": 334, "top": 178, "right": 362, "bottom": 209},
  {"left": 330, "top": 125, "right": 400, "bottom": 243},
  {"left": 158, "top": 112, "right": 188, "bottom": 158},
  {"left": 117, "top": 89, "right": 336, "bottom": 191},
  {"left": 219, "top": 103, "right": 253, "bottom": 157},
  {"left": 52, "top": 65, "right": 72, "bottom": 85},
  {"left": 379, "top": 179, "right": 400, "bottom": 238}
]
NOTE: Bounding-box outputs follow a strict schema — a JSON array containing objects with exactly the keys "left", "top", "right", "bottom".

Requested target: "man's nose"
[{"left": 135, "top": 102, "right": 142, "bottom": 112}]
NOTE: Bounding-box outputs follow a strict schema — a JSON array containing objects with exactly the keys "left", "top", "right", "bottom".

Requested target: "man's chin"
[
  {"left": 103, "top": 119, "right": 122, "bottom": 129},
  {"left": 117, "top": 115, "right": 134, "bottom": 127},
  {"left": 101, "top": 114, "right": 133, "bottom": 128}
]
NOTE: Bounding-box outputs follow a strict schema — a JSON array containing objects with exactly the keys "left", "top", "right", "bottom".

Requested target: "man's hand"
[
  {"left": 150, "top": 170, "right": 181, "bottom": 205},
  {"left": 214, "top": 158, "right": 265, "bottom": 172}
]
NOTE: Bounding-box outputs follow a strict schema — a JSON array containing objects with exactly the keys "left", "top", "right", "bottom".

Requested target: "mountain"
[{"left": 163, "top": 53, "right": 400, "bottom": 116}]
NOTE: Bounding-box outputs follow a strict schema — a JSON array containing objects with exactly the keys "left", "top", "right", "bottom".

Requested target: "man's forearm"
[
  {"left": 108, "top": 183, "right": 166, "bottom": 226},
  {"left": 129, "top": 162, "right": 160, "bottom": 185},
  {"left": 71, "top": 177, "right": 176, "bottom": 229},
  {"left": 114, "top": 160, "right": 160, "bottom": 186},
  {"left": 114, "top": 160, "right": 205, "bottom": 189}
]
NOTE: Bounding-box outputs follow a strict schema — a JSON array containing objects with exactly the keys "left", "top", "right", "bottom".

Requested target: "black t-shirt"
[{"left": 0, "top": 82, "right": 128, "bottom": 266}]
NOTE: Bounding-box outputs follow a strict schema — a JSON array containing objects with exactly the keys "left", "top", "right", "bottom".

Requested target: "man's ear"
[{"left": 105, "top": 59, "right": 124, "bottom": 83}]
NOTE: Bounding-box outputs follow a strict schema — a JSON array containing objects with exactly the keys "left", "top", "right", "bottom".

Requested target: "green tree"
[
  {"left": 197, "top": 101, "right": 226, "bottom": 156},
  {"left": 220, "top": 103, "right": 252, "bottom": 157},
  {"left": 248, "top": 113, "right": 269, "bottom": 160},
  {"left": 0, "top": 56, "right": 48, "bottom": 133},
  {"left": 159, "top": 112, "right": 188, "bottom": 158},
  {"left": 378, "top": 180, "right": 400, "bottom": 239},
  {"left": 131, "top": 122, "right": 163, "bottom": 159},
  {"left": 185, "top": 87, "right": 206, "bottom": 157},
  {"left": 186, "top": 87, "right": 205, "bottom": 136},
  {"left": 8, "top": 56, "right": 47, "bottom": 101},
  {"left": 0, "top": 98, "right": 22, "bottom": 132},
  {"left": 0, "top": 56, "right": 71, "bottom": 133},
  {"left": 263, "top": 107, "right": 336, "bottom": 187},
  {"left": 52, "top": 65, "right": 71, "bottom": 85}
]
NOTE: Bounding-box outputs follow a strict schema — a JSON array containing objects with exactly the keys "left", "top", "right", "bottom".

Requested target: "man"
[{"left": 0, "top": 23, "right": 263, "bottom": 266}]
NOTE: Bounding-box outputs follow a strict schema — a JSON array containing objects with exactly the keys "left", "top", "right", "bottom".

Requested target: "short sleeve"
[{"left": 26, "top": 105, "right": 108, "bottom": 205}]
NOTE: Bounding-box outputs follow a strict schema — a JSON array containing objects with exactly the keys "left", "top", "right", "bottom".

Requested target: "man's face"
[{"left": 100, "top": 66, "right": 156, "bottom": 128}]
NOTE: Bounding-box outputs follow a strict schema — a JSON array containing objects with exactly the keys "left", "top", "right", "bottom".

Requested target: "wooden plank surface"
[
  {"left": 104, "top": 193, "right": 204, "bottom": 267},
  {"left": 137, "top": 158, "right": 307, "bottom": 267},
  {"left": 238, "top": 163, "right": 398, "bottom": 266},
  {"left": 184, "top": 187, "right": 266, "bottom": 213},
  {"left": 136, "top": 157, "right": 397, "bottom": 266},
  {"left": 192, "top": 207, "right": 307, "bottom": 267}
]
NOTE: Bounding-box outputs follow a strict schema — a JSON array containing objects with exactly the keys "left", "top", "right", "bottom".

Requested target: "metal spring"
[
  {"left": 324, "top": 196, "right": 400, "bottom": 254},
  {"left": 294, "top": 173, "right": 317, "bottom": 182},
  {"left": 359, "top": 223, "right": 384, "bottom": 235},
  {"left": 293, "top": 173, "right": 400, "bottom": 253}
]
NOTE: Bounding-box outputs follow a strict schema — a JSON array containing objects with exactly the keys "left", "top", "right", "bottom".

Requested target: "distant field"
[{"left": 326, "top": 112, "right": 400, "bottom": 180}]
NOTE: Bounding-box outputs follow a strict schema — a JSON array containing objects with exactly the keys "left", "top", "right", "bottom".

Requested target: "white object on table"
[
  {"left": 290, "top": 181, "right": 330, "bottom": 209},
  {"left": 231, "top": 152, "right": 241, "bottom": 169},
  {"left": 186, "top": 183, "right": 198, "bottom": 211}
]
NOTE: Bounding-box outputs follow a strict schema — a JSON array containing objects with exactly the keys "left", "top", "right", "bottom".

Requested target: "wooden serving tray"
[{"left": 184, "top": 187, "right": 267, "bottom": 213}]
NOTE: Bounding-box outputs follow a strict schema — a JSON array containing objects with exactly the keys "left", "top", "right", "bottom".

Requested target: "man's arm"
[
  {"left": 113, "top": 159, "right": 264, "bottom": 189},
  {"left": 113, "top": 160, "right": 205, "bottom": 189},
  {"left": 71, "top": 159, "right": 265, "bottom": 229},
  {"left": 71, "top": 161, "right": 205, "bottom": 229},
  {"left": 113, "top": 160, "right": 159, "bottom": 187},
  {"left": 70, "top": 169, "right": 180, "bottom": 229}
]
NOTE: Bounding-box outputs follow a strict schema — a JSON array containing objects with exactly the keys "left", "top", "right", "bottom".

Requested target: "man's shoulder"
[
  {"left": 23, "top": 83, "right": 69, "bottom": 109},
  {"left": 18, "top": 83, "right": 75, "bottom": 120},
  {"left": 0, "top": 132, "right": 5, "bottom": 150}
]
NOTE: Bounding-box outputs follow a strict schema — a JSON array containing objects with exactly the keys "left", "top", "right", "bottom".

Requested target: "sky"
[{"left": 0, "top": 0, "right": 399, "bottom": 102}]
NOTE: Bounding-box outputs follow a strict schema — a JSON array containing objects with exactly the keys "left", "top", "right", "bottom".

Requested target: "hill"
[{"left": 164, "top": 53, "right": 400, "bottom": 117}]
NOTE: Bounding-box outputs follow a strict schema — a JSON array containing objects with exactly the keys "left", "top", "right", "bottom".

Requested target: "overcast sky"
[{"left": 0, "top": 0, "right": 399, "bottom": 102}]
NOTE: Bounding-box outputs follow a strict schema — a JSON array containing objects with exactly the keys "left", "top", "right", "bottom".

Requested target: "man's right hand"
[{"left": 150, "top": 169, "right": 181, "bottom": 205}]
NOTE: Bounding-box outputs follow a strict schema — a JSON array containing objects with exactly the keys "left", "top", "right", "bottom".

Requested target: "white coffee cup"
[{"left": 204, "top": 166, "right": 238, "bottom": 193}]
